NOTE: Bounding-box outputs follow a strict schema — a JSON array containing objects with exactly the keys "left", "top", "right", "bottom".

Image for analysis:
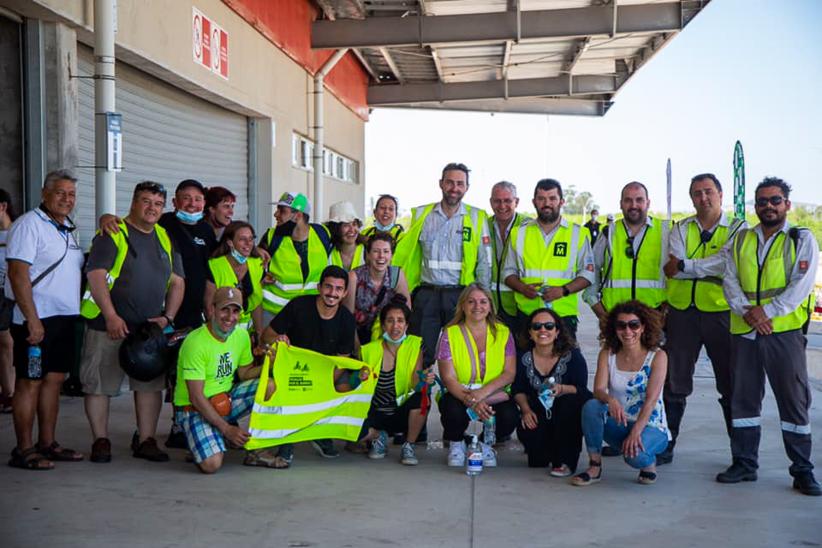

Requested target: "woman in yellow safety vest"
[
  {"left": 327, "top": 201, "right": 366, "bottom": 271},
  {"left": 204, "top": 221, "right": 265, "bottom": 340},
  {"left": 437, "top": 283, "right": 517, "bottom": 468},
  {"left": 355, "top": 299, "right": 434, "bottom": 465}
]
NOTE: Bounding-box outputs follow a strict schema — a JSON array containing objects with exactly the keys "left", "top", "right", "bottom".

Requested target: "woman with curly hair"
[
  {"left": 572, "top": 300, "right": 669, "bottom": 486},
  {"left": 514, "top": 307, "right": 591, "bottom": 476}
]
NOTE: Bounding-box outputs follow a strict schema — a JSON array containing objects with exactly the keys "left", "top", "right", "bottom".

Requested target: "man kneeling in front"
[{"left": 174, "top": 286, "right": 271, "bottom": 473}]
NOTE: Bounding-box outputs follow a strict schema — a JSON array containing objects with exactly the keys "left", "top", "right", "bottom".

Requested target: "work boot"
[
  {"left": 716, "top": 462, "right": 757, "bottom": 483},
  {"left": 793, "top": 472, "right": 822, "bottom": 496}
]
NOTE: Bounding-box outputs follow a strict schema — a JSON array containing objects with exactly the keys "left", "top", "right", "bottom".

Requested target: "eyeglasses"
[
  {"left": 625, "top": 236, "right": 635, "bottom": 259},
  {"left": 530, "top": 321, "right": 557, "bottom": 331},
  {"left": 134, "top": 181, "right": 167, "bottom": 198},
  {"left": 615, "top": 319, "right": 642, "bottom": 331},
  {"left": 755, "top": 196, "right": 784, "bottom": 207}
]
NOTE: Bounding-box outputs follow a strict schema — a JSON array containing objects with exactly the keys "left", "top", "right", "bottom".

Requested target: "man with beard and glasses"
[
  {"left": 503, "top": 179, "right": 594, "bottom": 341},
  {"left": 584, "top": 181, "right": 671, "bottom": 321},
  {"left": 259, "top": 192, "right": 332, "bottom": 323},
  {"left": 487, "top": 181, "right": 528, "bottom": 329},
  {"left": 716, "top": 177, "right": 820, "bottom": 496},
  {"left": 657, "top": 173, "right": 746, "bottom": 465},
  {"left": 392, "top": 163, "right": 492, "bottom": 367}
]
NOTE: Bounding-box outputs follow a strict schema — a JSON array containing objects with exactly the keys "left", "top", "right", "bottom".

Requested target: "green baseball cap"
[{"left": 274, "top": 192, "right": 311, "bottom": 215}]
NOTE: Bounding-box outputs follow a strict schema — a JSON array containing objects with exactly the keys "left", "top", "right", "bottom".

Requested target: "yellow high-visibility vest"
[
  {"left": 246, "top": 343, "right": 376, "bottom": 449},
  {"left": 489, "top": 213, "right": 527, "bottom": 317},
  {"left": 392, "top": 203, "right": 487, "bottom": 293},
  {"left": 601, "top": 218, "right": 668, "bottom": 311},
  {"left": 446, "top": 323, "right": 510, "bottom": 388},
  {"left": 207, "top": 255, "right": 264, "bottom": 330},
  {"left": 330, "top": 243, "right": 366, "bottom": 271},
  {"left": 359, "top": 335, "right": 422, "bottom": 406},
  {"left": 80, "top": 221, "right": 173, "bottom": 319},
  {"left": 729, "top": 228, "right": 812, "bottom": 335},
  {"left": 509, "top": 220, "right": 588, "bottom": 317},
  {"left": 667, "top": 218, "right": 743, "bottom": 312},
  {"left": 361, "top": 224, "right": 404, "bottom": 243}
]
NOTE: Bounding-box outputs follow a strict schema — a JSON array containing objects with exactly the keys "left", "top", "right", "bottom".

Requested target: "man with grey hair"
[
  {"left": 6, "top": 170, "right": 86, "bottom": 470},
  {"left": 488, "top": 181, "right": 526, "bottom": 328}
]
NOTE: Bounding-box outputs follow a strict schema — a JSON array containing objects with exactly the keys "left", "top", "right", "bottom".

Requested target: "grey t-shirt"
[{"left": 86, "top": 221, "right": 184, "bottom": 331}]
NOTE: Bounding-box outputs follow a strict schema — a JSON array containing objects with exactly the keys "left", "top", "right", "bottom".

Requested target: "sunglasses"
[
  {"left": 134, "top": 181, "right": 167, "bottom": 198},
  {"left": 625, "top": 236, "right": 635, "bottom": 259},
  {"left": 755, "top": 196, "right": 784, "bottom": 207},
  {"left": 615, "top": 319, "right": 642, "bottom": 331},
  {"left": 530, "top": 321, "right": 557, "bottom": 331}
]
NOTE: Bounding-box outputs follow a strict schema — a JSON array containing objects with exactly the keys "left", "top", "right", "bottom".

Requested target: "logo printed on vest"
[
  {"left": 215, "top": 352, "right": 233, "bottom": 380},
  {"left": 553, "top": 242, "right": 568, "bottom": 257},
  {"left": 462, "top": 226, "right": 472, "bottom": 242},
  {"left": 288, "top": 361, "right": 313, "bottom": 391}
]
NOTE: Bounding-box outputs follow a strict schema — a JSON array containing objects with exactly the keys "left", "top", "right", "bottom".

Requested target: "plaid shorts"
[{"left": 175, "top": 379, "right": 259, "bottom": 463}]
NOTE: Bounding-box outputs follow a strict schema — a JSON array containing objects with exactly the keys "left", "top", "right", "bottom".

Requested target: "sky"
[{"left": 363, "top": 0, "right": 822, "bottom": 217}]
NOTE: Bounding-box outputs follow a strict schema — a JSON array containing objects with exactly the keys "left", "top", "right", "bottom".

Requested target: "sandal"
[
  {"left": 638, "top": 470, "right": 658, "bottom": 485},
  {"left": 38, "top": 441, "right": 84, "bottom": 462},
  {"left": 243, "top": 448, "right": 291, "bottom": 469},
  {"left": 571, "top": 459, "right": 602, "bottom": 486},
  {"left": 8, "top": 447, "right": 54, "bottom": 471}
]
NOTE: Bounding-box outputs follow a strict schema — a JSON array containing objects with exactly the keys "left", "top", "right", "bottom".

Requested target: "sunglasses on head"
[
  {"left": 134, "top": 181, "right": 167, "bottom": 198},
  {"left": 530, "top": 321, "right": 557, "bottom": 331},
  {"left": 625, "top": 236, "right": 635, "bottom": 259},
  {"left": 615, "top": 319, "right": 642, "bottom": 331},
  {"left": 755, "top": 196, "right": 784, "bottom": 207}
]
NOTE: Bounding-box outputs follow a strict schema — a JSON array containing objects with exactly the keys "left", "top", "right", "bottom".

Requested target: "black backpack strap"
[
  {"left": 265, "top": 228, "right": 283, "bottom": 257},
  {"left": 311, "top": 223, "right": 333, "bottom": 254}
]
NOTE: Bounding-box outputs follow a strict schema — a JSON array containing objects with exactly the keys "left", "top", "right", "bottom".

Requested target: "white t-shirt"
[
  {"left": 4, "top": 208, "right": 85, "bottom": 324},
  {"left": 0, "top": 229, "right": 8, "bottom": 290}
]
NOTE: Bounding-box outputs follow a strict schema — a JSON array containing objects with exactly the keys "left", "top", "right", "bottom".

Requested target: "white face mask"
[
  {"left": 211, "top": 317, "right": 236, "bottom": 339},
  {"left": 382, "top": 331, "right": 407, "bottom": 345}
]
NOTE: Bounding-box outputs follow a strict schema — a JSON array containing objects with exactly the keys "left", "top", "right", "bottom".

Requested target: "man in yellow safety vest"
[{"left": 487, "top": 181, "right": 527, "bottom": 330}]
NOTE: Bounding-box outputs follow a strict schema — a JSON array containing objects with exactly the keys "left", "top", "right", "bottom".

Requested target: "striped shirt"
[{"left": 372, "top": 366, "right": 397, "bottom": 414}]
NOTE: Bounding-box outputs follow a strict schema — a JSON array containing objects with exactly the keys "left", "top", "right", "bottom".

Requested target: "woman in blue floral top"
[{"left": 572, "top": 300, "right": 670, "bottom": 486}]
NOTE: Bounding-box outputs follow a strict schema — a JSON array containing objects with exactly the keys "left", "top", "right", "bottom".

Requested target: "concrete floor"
[{"left": 1, "top": 308, "right": 820, "bottom": 548}]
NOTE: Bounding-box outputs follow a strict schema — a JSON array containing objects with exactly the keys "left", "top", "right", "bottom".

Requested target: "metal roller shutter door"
[{"left": 76, "top": 46, "right": 248, "bottom": 248}]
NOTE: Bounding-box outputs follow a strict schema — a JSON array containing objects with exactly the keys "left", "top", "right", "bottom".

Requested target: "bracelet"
[{"left": 162, "top": 314, "right": 174, "bottom": 328}]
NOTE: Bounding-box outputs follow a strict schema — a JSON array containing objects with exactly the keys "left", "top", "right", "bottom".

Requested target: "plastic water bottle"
[
  {"left": 466, "top": 434, "right": 483, "bottom": 476},
  {"left": 483, "top": 416, "right": 496, "bottom": 446},
  {"left": 27, "top": 345, "right": 42, "bottom": 379},
  {"left": 538, "top": 376, "right": 556, "bottom": 419},
  {"left": 540, "top": 285, "right": 553, "bottom": 309}
]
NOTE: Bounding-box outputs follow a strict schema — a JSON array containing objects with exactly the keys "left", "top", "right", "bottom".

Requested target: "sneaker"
[
  {"left": 368, "top": 431, "right": 388, "bottom": 460},
  {"left": 310, "top": 439, "right": 340, "bottom": 459},
  {"left": 400, "top": 442, "right": 418, "bottom": 466},
  {"left": 165, "top": 424, "right": 188, "bottom": 449},
  {"left": 90, "top": 437, "right": 112, "bottom": 463},
  {"left": 550, "top": 464, "right": 572, "bottom": 477},
  {"left": 448, "top": 441, "right": 466, "bottom": 467},
  {"left": 481, "top": 443, "right": 497, "bottom": 467},
  {"left": 132, "top": 437, "right": 170, "bottom": 462}
]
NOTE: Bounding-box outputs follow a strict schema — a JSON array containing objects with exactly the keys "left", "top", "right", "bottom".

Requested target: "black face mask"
[{"left": 275, "top": 220, "right": 297, "bottom": 237}]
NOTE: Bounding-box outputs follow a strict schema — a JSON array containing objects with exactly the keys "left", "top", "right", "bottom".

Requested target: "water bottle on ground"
[
  {"left": 538, "top": 376, "right": 556, "bottom": 419},
  {"left": 466, "top": 434, "right": 483, "bottom": 476},
  {"left": 27, "top": 345, "right": 42, "bottom": 379},
  {"left": 483, "top": 416, "right": 496, "bottom": 446}
]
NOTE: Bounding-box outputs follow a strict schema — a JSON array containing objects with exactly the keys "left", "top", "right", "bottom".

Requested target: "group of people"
[{"left": 0, "top": 162, "right": 818, "bottom": 496}]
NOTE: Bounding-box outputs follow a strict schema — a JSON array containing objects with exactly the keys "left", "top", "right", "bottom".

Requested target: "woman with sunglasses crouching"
[
  {"left": 514, "top": 308, "right": 591, "bottom": 477},
  {"left": 572, "top": 300, "right": 669, "bottom": 486}
]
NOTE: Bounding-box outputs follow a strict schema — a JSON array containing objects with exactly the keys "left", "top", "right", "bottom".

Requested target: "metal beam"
[
  {"left": 368, "top": 75, "right": 616, "bottom": 105},
  {"left": 379, "top": 47, "right": 405, "bottom": 84},
  {"left": 312, "top": 3, "right": 682, "bottom": 48},
  {"left": 562, "top": 37, "right": 590, "bottom": 74},
  {"left": 377, "top": 98, "right": 611, "bottom": 116}
]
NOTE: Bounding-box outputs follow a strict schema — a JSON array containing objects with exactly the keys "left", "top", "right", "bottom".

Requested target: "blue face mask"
[
  {"left": 211, "top": 317, "right": 235, "bottom": 340},
  {"left": 230, "top": 247, "right": 248, "bottom": 265},
  {"left": 382, "top": 331, "right": 407, "bottom": 345},
  {"left": 374, "top": 220, "right": 395, "bottom": 232},
  {"left": 176, "top": 209, "right": 204, "bottom": 224}
]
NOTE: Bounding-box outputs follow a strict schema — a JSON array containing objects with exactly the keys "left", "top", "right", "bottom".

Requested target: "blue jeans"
[{"left": 581, "top": 399, "right": 669, "bottom": 469}]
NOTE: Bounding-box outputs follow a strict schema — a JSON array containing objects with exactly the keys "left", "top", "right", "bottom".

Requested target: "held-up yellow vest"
[
  {"left": 80, "top": 221, "right": 173, "bottom": 319},
  {"left": 330, "top": 243, "right": 366, "bottom": 271},
  {"left": 261, "top": 225, "right": 330, "bottom": 314},
  {"left": 391, "top": 203, "right": 487, "bottom": 293},
  {"left": 246, "top": 343, "right": 376, "bottom": 449},
  {"left": 509, "top": 220, "right": 588, "bottom": 317},
  {"left": 207, "top": 255, "right": 264, "bottom": 330},
  {"left": 360, "top": 335, "right": 422, "bottom": 406},
  {"left": 667, "top": 218, "right": 743, "bottom": 312},
  {"left": 489, "top": 213, "right": 526, "bottom": 317},
  {"left": 601, "top": 218, "right": 668, "bottom": 311},
  {"left": 446, "top": 323, "right": 510, "bottom": 388},
  {"left": 729, "top": 228, "right": 811, "bottom": 335}
]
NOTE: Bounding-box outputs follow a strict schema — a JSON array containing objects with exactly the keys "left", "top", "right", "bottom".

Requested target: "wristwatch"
[
  {"left": 561, "top": 285, "right": 571, "bottom": 297},
  {"left": 677, "top": 259, "right": 685, "bottom": 272}
]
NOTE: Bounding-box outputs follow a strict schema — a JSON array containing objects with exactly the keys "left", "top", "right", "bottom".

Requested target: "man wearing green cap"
[{"left": 259, "top": 192, "right": 333, "bottom": 320}]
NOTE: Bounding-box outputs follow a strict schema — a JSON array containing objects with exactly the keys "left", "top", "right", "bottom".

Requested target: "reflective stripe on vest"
[
  {"left": 80, "top": 222, "right": 173, "bottom": 319},
  {"left": 360, "top": 335, "right": 422, "bottom": 406},
  {"left": 208, "top": 255, "right": 264, "bottom": 327},
  {"left": 245, "top": 344, "right": 376, "bottom": 448},
  {"left": 510, "top": 221, "right": 584, "bottom": 316},
  {"left": 330, "top": 243, "right": 366, "bottom": 271},
  {"left": 261, "top": 226, "right": 330, "bottom": 314},
  {"left": 391, "top": 203, "right": 486, "bottom": 293},
  {"left": 489, "top": 214, "right": 525, "bottom": 316},
  {"left": 729, "top": 228, "right": 810, "bottom": 334},
  {"left": 601, "top": 218, "right": 667, "bottom": 310},
  {"left": 667, "top": 218, "right": 741, "bottom": 312},
  {"left": 446, "top": 323, "right": 509, "bottom": 386}
]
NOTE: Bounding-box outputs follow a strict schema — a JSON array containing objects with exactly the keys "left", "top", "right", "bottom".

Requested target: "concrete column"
[
  {"left": 249, "top": 117, "right": 274, "bottom": 231},
  {"left": 43, "top": 22, "right": 79, "bottom": 174}
]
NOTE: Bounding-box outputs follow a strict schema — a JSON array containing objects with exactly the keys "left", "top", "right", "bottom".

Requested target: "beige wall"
[{"left": 1, "top": 0, "right": 366, "bottom": 225}]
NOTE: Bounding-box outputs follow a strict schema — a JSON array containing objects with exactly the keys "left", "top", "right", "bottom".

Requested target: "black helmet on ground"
[{"left": 119, "top": 322, "right": 170, "bottom": 382}]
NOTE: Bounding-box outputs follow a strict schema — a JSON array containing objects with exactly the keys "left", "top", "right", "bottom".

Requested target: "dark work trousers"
[
  {"left": 516, "top": 392, "right": 588, "bottom": 471},
  {"left": 663, "top": 307, "right": 734, "bottom": 451},
  {"left": 438, "top": 392, "right": 518, "bottom": 442},
  {"left": 410, "top": 286, "right": 463, "bottom": 366},
  {"left": 729, "top": 329, "right": 813, "bottom": 476}
]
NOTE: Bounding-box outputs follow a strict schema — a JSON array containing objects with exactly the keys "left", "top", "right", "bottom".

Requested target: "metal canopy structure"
[{"left": 313, "top": 0, "right": 710, "bottom": 116}]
